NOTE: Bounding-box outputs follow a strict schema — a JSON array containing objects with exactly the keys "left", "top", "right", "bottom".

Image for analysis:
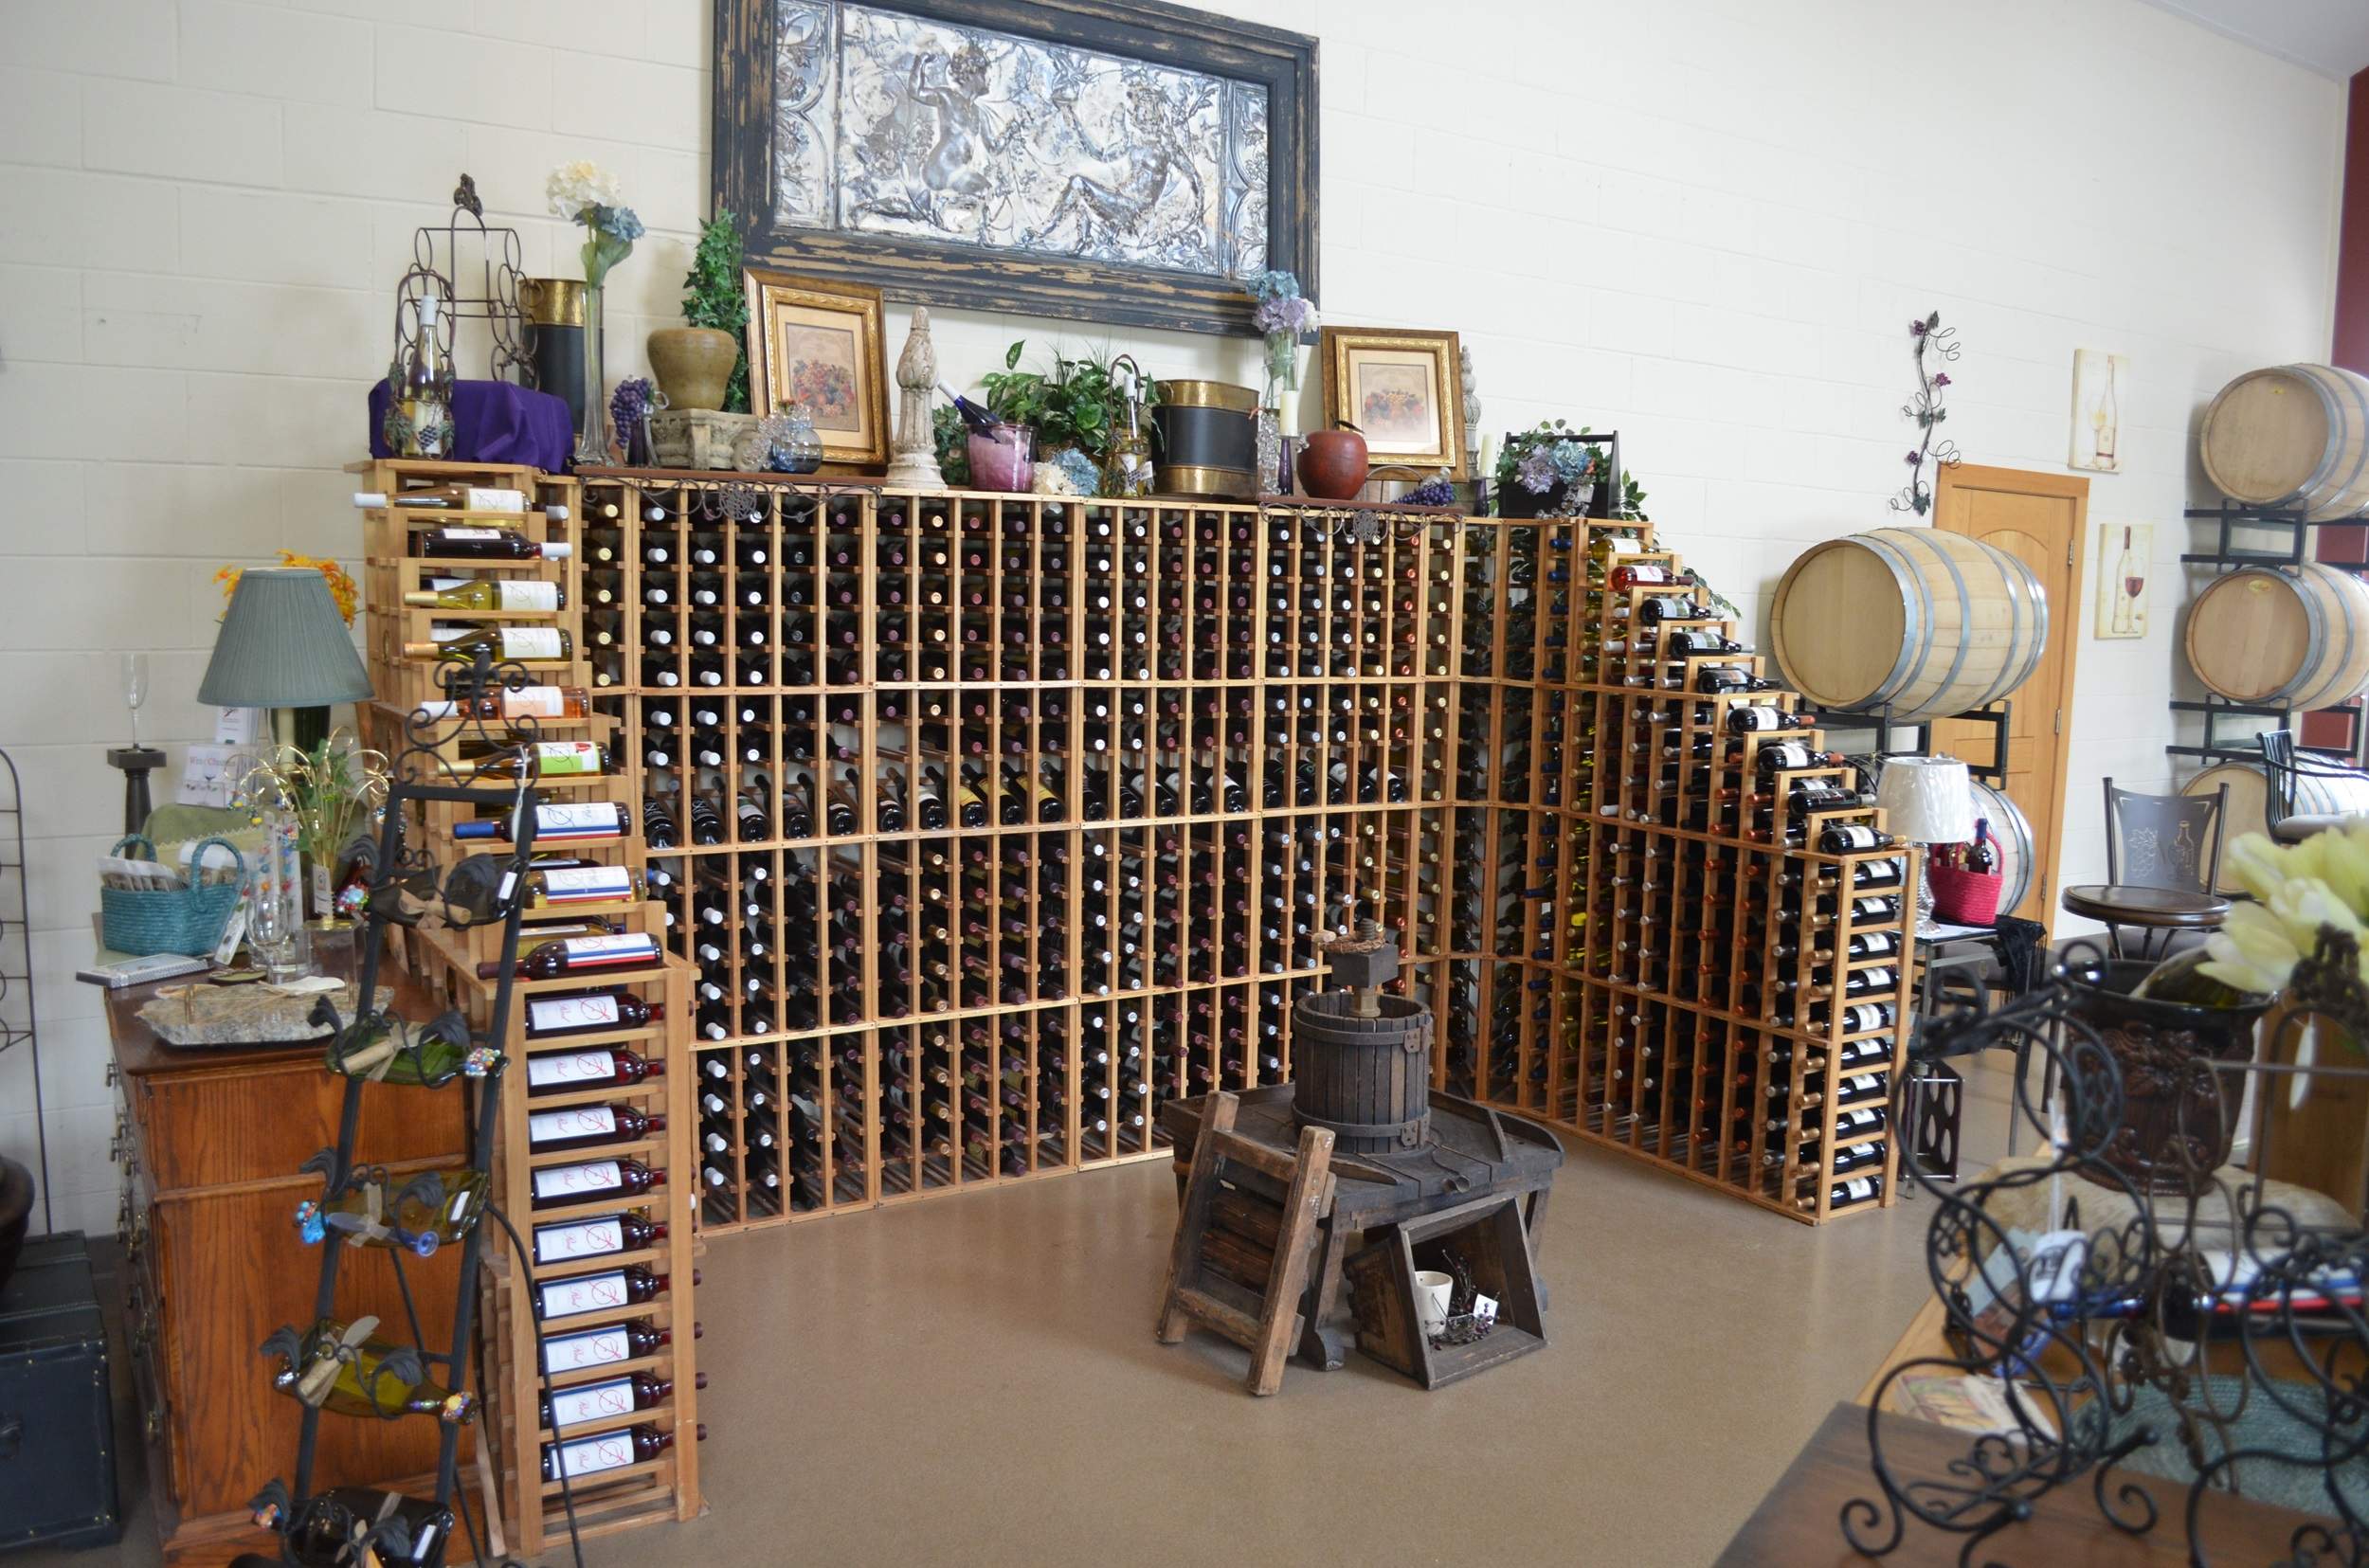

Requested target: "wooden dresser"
[{"left": 106, "top": 972, "right": 467, "bottom": 1568}]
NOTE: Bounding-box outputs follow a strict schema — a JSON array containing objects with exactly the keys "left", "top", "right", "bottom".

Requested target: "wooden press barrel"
[
  {"left": 1289, "top": 991, "right": 1432, "bottom": 1153},
  {"left": 1852, "top": 758, "right": 2034, "bottom": 916},
  {"left": 1769, "top": 530, "right": 2049, "bottom": 725},
  {"left": 2198, "top": 364, "right": 2369, "bottom": 521},
  {"left": 2182, "top": 565, "right": 2369, "bottom": 712}
]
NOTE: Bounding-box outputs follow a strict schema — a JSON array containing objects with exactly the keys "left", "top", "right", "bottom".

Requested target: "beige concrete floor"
[{"left": 35, "top": 1072, "right": 2033, "bottom": 1568}]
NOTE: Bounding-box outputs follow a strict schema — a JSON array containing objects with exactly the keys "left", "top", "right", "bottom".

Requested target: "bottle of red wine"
[
  {"left": 529, "top": 1211, "right": 667, "bottom": 1266},
  {"left": 539, "top": 1371, "right": 707, "bottom": 1432},
  {"left": 1962, "top": 817, "right": 1998, "bottom": 874},
  {"left": 526, "top": 1103, "right": 665, "bottom": 1153},
  {"left": 453, "top": 802, "right": 631, "bottom": 844},
  {"left": 541, "top": 1422, "right": 705, "bottom": 1482},
  {"left": 481, "top": 931, "right": 664, "bottom": 982},
  {"left": 533, "top": 1264, "right": 691, "bottom": 1323},
  {"left": 525, "top": 991, "right": 663, "bottom": 1042},
  {"left": 529, "top": 1155, "right": 665, "bottom": 1210},
  {"left": 536, "top": 1316, "right": 696, "bottom": 1375}
]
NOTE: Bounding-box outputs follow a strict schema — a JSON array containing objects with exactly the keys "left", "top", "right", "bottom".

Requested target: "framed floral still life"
[
  {"left": 1319, "top": 328, "right": 1464, "bottom": 474},
  {"left": 743, "top": 266, "right": 890, "bottom": 469}
]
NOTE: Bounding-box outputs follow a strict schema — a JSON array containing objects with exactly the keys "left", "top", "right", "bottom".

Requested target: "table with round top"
[{"left": 2059, "top": 883, "right": 2231, "bottom": 961}]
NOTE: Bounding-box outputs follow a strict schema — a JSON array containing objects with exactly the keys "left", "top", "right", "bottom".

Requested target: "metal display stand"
[{"left": 0, "top": 748, "right": 46, "bottom": 1233}]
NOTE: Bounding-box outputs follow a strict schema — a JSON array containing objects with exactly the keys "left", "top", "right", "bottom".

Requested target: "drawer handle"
[{"left": 143, "top": 1409, "right": 163, "bottom": 1445}]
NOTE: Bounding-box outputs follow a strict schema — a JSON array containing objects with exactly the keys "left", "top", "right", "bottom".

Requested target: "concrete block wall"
[{"left": 0, "top": 0, "right": 2343, "bottom": 1235}]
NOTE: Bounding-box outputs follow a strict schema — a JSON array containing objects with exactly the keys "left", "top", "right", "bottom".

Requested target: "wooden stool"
[{"left": 1156, "top": 1091, "right": 1336, "bottom": 1396}]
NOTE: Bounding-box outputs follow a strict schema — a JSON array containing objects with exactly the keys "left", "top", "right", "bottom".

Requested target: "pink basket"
[{"left": 1927, "top": 861, "right": 2002, "bottom": 927}]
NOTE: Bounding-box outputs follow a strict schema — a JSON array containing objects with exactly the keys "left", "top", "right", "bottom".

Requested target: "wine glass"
[{"left": 121, "top": 653, "right": 150, "bottom": 748}]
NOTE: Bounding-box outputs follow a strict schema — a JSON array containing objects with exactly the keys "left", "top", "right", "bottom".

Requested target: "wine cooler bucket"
[
  {"left": 2182, "top": 564, "right": 2369, "bottom": 712},
  {"left": 1289, "top": 991, "right": 1433, "bottom": 1153},
  {"left": 2199, "top": 363, "right": 2369, "bottom": 521},
  {"left": 1768, "top": 529, "right": 2048, "bottom": 725}
]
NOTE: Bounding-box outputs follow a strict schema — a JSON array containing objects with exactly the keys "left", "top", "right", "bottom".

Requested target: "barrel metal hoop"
[
  {"left": 1866, "top": 532, "right": 1926, "bottom": 709},
  {"left": 2296, "top": 365, "right": 2347, "bottom": 510},
  {"left": 1294, "top": 1108, "right": 1431, "bottom": 1148},
  {"left": 2317, "top": 369, "right": 2369, "bottom": 521},
  {"left": 1914, "top": 532, "right": 1978, "bottom": 709},
  {"left": 2290, "top": 564, "right": 2336, "bottom": 710}
]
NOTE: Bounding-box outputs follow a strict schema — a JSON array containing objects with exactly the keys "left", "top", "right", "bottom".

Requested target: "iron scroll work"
[
  {"left": 1848, "top": 939, "right": 2369, "bottom": 1566},
  {"left": 713, "top": 0, "right": 1319, "bottom": 335}
]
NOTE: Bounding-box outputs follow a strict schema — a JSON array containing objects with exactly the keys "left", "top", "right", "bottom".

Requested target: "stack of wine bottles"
[
  {"left": 353, "top": 457, "right": 703, "bottom": 1554},
  {"left": 574, "top": 476, "right": 1434, "bottom": 1229},
  {"left": 1430, "top": 514, "right": 1917, "bottom": 1221}
]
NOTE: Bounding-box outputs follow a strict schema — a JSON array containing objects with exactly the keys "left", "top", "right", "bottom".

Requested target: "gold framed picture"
[
  {"left": 742, "top": 266, "right": 888, "bottom": 469},
  {"left": 1319, "top": 327, "right": 1465, "bottom": 473}
]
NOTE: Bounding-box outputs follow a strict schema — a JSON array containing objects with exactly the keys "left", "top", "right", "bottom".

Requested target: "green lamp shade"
[{"left": 198, "top": 568, "right": 373, "bottom": 709}]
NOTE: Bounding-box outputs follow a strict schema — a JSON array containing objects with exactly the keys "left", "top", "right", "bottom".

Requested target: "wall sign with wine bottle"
[{"left": 354, "top": 456, "right": 703, "bottom": 1559}]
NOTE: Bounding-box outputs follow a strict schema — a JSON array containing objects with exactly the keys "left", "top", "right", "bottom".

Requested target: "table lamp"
[
  {"left": 198, "top": 568, "right": 373, "bottom": 746},
  {"left": 1875, "top": 756, "right": 1974, "bottom": 937}
]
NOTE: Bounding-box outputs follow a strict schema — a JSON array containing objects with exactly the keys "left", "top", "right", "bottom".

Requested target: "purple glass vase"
[{"left": 967, "top": 424, "right": 1035, "bottom": 492}]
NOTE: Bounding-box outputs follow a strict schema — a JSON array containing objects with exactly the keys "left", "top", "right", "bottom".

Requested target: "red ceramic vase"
[{"left": 1295, "top": 429, "right": 1368, "bottom": 501}]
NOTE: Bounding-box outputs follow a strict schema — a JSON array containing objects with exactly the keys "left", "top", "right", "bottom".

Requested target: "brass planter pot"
[{"left": 1152, "top": 380, "right": 1258, "bottom": 499}]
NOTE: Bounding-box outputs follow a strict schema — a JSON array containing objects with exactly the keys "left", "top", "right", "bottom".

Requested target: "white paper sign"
[{"left": 177, "top": 744, "right": 240, "bottom": 807}]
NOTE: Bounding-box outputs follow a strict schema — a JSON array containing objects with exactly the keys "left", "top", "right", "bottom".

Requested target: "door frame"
[{"left": 1932, "top": 462, "right": 2088, "bottom": 927}]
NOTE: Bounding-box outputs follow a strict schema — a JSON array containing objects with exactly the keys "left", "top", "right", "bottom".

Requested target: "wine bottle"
[
  {"left": 541, "top": 1422, "right": 703, "bottom": 1482},
  {"left": 938, "top": 386, "right": 998, "bottom": 433},
  {"left": 539, "top": 1371, "right": 701, "bottom": 1433},
  {"left": 479, "top": 931, "right": 664, "bottom": 981},
  {"left": 357, "top": 484, "right": 526, "bottom": 513},
  {"left": 535, "top": 1265, "right": 678, "bottom": 1322},
  {"left": 1962, "top": 818, "right": 1998, "bottom": 875},
  {"left": 412, "top": 527, "right": 570, "bottom": 561},
  {"left": 297, "top": 1166, "right": 487, "bottom": 1258},
  {"left": 444, "top": 740, "right": 616, "bottom": 780},
  {"left": 402, "top": 579, "right": 565, "bottom": 612},
  {"left": 529, "top": 1155, "right": 664, "bottom": 1209},
  {"left": 526, "top": 991, "right": 663, "bottom": 1042},
  {"left": 416, "top": 685, "right": 591, "bottom": 722},
  {"left": 537, "top": 1317, "right": 687, "bottom": 1374},
  {"left": 517, "top": 863, "right": 643, "bottom": 908},
  {"left": 2131, "top": 946, "right": 2265, "bottom": 1008},
  {"left": 266, "top": 1317, "right": 475, "bottom": 1423},
  {"left": 526, "top": 1103, "right": 665, "bottom": 1154},
  {"left": 325, "top": 1018, "right": 496, "bottom": 1088},
  {"left": 529, "top": 1211, "right": 666, "bottom": 1267},
  {"left": 404, "top": 626, "right": 573, "bottom": 663}
]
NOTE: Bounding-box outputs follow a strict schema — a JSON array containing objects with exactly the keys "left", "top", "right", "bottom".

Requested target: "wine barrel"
[
  {"left": 2198, "top": 364, "right": 2369, "bottom": 521},
  {"left": 2182, "top": 564, "right": 2369, "bottom": 712},
  {"left": 1770, "top": 530, "right": 2048, "bottom": 725},
  {"left": 2183, "top": 762, "right": 2369, "bottom": 889},
  {"left": 1289, "top": 991, "right": 1431, "bottom": 1153},
  {"left": 1853, "top": 757, "right": 2034, "bottom": 916}
]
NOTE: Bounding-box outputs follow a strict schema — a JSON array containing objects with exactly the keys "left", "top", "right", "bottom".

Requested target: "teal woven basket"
[{"left": 101, "top": 834, "right": 244, "bottom": 957}]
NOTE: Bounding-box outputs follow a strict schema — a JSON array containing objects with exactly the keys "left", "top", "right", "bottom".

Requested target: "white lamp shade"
[{"left": 1875, "top": 755, "right": 1975, "bottom": 843}]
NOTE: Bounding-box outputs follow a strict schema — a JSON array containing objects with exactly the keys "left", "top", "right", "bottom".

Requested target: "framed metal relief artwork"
[
  {"left": 713, "top": 0, "right": 1319, "bottom": 335},
  {"left": 743, "top": 267, "right": 890, "bottom": 468}
]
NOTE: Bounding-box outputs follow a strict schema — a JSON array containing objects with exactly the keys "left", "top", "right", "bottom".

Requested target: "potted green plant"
[
  {"left": 648, "top": 211, "right": 760, "bottom": 468},
  {"left": 976, "top": 341, "right": 1160, "bottom": 494}
]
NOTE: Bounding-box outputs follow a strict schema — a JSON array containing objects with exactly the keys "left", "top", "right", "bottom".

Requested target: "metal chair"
[
  {"left": 2096, "top": 778, "right": 2229, "bottom": 958},
  {"left": 2256, "top": 729, "right": 2369, "bottom": 843}
]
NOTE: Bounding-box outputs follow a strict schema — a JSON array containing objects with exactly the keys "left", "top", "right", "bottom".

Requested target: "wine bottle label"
[
  {"left": 512, "top": 742, "right": 602, "bottom": 780},
  {"left": 504, "top": 685, "right": 567, "bottom": 718},
  {"left": 556, "top": 932, "right": 659, "bottom": 968},
  {"left": 538, "top": 1270, "right": 630, "bottom": 1320},
  {"left": 499, "top": 627, "right": 566, "bottom": 660},
  {"left": 528, "top": 995, "right": 625, "bottom": 1040},
  {"left": 1838, "top": 1177, "right": 1877, "bottom": 1202},
  {"left": 548, "top": 1376, "right": 637, "bottom": 1431},
  {"left": 532, "top": 1157, "right": 623, "bottom": 1200},
  {"left": 536, "top": 864, "right": 632, "bottom": 900},
  {"left": 533, "top": 1216, "right": 626, "bottom": 1265},
  {"left": 493, "top": 580, "right": 560, "bottom": 611},
  {"left": 550, "top": 1431, "right": 638, "bottom": 1478},
  {"left": 530, "top": 1108, "right": 619, "bottom": 1146},
  {"left": 541, "top": 1325, "right": 632, "bottom": 1371},
  {"left": 442, "top": 527, "right": 504, "bottom": 541},
  {"left": 515, "top": 802, "right": 622, "bottom": 840}
]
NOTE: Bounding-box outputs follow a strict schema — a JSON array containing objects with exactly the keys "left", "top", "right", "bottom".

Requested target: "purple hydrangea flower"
[{"left": 1517, "top": 446, "right": 1561, "bottom": 494}]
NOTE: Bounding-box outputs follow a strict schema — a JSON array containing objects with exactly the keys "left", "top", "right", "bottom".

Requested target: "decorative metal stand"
[
  {"left": 243, "top": 658, "right": 554, "bottom": 1568},
  {"left": 0, "top": 748, "right": 46, "bottom": 1233},
  {"left": 410, "top": 174, "right": 534, "bottom": 387},
  {"left": 1849, "top": 939, "right": 2369, "bottom": 1566}
]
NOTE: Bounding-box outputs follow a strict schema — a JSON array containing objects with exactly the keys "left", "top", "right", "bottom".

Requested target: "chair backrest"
[
  {"left": 2257, "top": 730, "right": 2300, "bottom": 827},
  {"left": 2104, "top": 777, "right": 2227, "bottom": 894}
]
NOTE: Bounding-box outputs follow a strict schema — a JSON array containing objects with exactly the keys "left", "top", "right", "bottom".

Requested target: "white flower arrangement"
[
  {"left": 546, "top": 160, "right": 622, "bottom": 221},
  {"left": 545, "top": 161, "right": 642, "bottom": 289},
  {"left": 2199, "top": 825, "right": 2369, "bottom": 996}
]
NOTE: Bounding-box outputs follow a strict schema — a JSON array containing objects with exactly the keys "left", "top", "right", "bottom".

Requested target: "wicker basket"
[
  {"left": 101, "top": 835, "right": 244, "bottom": 957},
  {"left": 1928, "top": 861, "right": 2003, "bottom": 927}
]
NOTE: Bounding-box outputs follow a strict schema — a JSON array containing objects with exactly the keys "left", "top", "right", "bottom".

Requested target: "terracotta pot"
[
  {"left": 1296, "top": 428, "right": 1368, "bottom": 501},
  {"left": 646, "top": 327, "right": 739, "bottom": 413}
]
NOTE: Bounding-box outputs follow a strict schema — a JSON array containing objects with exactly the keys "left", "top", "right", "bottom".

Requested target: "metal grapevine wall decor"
[
  {"left": 713, "top": 0, "right": 1319, "bottom": 335},
  {"left": 1889, "top": 310, "right": 1960, "bottom": 517}
]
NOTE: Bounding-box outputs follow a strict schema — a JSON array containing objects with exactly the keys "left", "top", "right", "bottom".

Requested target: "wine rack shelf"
[
  {"left": 361, "top": 463, "right": 1914, "bottom": 1250},
  {"left": 353, "top": 458, "right": 701, "bottom": 1559}
]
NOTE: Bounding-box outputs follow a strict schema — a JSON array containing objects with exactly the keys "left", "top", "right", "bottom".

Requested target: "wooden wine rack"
[{"left": 353, "top": 458, "right": 701, "bottom": 1557}]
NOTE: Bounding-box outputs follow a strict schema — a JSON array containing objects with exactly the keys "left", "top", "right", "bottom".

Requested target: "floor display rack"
[
  {"left": 355, "top": 459, "right": 701, "bottom": 1560},
  {"left": 533, "top": 471, "right": 1917, "bottom": 1227}
]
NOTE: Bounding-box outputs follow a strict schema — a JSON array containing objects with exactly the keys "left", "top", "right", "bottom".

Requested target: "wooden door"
[{"left": 1930, "top": 463, "right": 2089, "bottom": 926}]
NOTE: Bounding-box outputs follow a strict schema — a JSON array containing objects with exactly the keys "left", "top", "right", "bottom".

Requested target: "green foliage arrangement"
[
  {"left": 976, "top": 341, "right": 1158, "bottom": 465},
  {"left": 680, "top": 210, "right": 750, "bottom": 413},
  {"left": 932, "top": 404, "right": 971, "bottom": 486}
]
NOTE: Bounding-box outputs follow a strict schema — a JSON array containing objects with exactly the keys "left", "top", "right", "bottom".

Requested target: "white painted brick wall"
[{"left": 0, "top": 0, "right": 2343, "bottom": 1235}]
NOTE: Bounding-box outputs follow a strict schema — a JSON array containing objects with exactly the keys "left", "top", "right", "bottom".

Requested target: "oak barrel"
[
  {"left": 2182, "top": 564, "right": 2369, "bottom": 712},
  {"left": 1853, "top": 758, "right": 2034, "bottom": 916},
  {"left": 1289, "top": 992, "right": 1432, "bottom": 1153},
  {"left": 1770, "top": 530, "right": 2049, "bottom": 725},
  {"left": 2198, "top": 364, "right": 2369, "bottom": 521},
  {"left": 2183, "top": 761, "right": 2369, "bottom": 889}
]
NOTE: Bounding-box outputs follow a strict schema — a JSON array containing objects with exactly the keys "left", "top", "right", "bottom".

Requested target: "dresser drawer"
[{"left": 131, "top": 1059, "right": 464, "bottom": 1193}]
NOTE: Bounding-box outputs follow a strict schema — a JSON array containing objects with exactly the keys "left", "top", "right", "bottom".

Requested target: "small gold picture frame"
[
  {"left": 1320, "top": 327, "right": 1465, "bottom": 474},
  {"left": 743, "top": 266, "right": 889, "bottom": 470}
]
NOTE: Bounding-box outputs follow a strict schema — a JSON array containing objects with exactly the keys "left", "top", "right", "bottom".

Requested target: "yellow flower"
[{"left": 212, "top": 551, "right": 360, "bottom": 624}]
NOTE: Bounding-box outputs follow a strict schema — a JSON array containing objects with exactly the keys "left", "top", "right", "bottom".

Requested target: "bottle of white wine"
[
  {"left": 404, "top": 626, "right": 574, "bottom": 664},
  {"left": 264, "top": 1316, "right": 476, "bottom": 1423},
  {"left": 403, "top": 579, "right": 566, "bottom": 612}
]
